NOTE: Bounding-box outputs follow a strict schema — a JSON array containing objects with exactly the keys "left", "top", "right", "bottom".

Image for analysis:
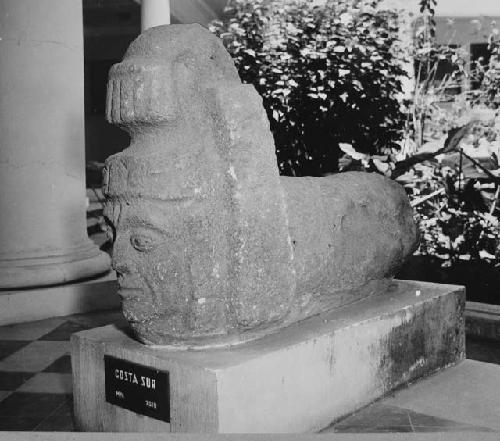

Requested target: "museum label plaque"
[{"left": 104, "top": 355, "right": 170, "bottom": 422}]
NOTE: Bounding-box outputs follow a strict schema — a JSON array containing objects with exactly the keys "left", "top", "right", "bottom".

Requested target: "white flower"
[
  {"left": 339, "top": 12, "right": 353, "bottom": 26},
  {"left": 479, "top": 250, "right": 496, "bottom": 260},
  {"left": 339, "top": 143, "right": 367, "bottom": 161}
]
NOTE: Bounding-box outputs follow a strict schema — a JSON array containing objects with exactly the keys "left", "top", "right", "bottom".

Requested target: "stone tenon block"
[
  {"left": 72, "top": 280, "right": 465, "bottom": 433},
  {"left": 102, "top": 23, "right": 419, "bottom": 348}
]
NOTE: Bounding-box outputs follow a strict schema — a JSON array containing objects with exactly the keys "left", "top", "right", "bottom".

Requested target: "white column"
[
  {"left": 379, "top": 0, "right": 419, "bottom": 99},
  {"left": 141, "top": 0, "right": 171, "bottom": 31},
  {"left": 0, "top": 0, "right": 110, "bottom": 289}
]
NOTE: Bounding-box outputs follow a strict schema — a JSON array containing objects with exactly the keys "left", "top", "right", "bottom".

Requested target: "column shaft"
[
  {"left": 141, "top": 0, "right": 171, "bottom": 31},
  {"left": 0, "top": 0, "right": 110, "bottom": 288}
]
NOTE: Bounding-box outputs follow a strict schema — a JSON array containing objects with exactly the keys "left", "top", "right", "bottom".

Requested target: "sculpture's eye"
[{"left": 130, "top": 233, "right": 156, "bottom": 253}]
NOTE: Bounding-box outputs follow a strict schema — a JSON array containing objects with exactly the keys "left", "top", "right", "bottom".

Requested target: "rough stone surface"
[{"left": 103, "top": 24, "right": 419, "bottom": 348}]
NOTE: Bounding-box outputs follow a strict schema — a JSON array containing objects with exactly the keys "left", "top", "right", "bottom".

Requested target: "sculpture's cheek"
[{"left": 135, "top": 249, "right": 190, "bottom": 312}]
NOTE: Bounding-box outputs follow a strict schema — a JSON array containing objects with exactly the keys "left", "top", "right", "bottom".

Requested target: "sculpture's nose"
[{"left": 112, "top": 233, "right": 132, "bottom": 276}]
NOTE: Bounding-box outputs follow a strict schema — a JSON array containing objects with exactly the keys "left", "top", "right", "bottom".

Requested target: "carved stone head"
[
  {"left": 103, "top": 24, "right": 296, "bottom": 347},
  {"left": 103, "top": 24, "right": 418, "bottom": 349}
]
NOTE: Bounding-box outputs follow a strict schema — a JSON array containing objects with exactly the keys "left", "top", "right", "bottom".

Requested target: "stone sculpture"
[{"left": 103, "top": 24, "right": 419, "bottom": 348}]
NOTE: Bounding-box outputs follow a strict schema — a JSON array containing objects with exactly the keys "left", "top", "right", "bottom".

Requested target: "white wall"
[
  {"left": 435, "top": 0, "right": 500, "bottom": 17},
  {"left": 382, "top": 0, "right": 500, "bottom": 17}
]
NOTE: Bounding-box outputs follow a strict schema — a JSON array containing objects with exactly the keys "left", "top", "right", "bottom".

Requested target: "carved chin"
[
  {"left": 120, "top": 296, "right": 159, "bottom": 324},
  {"left": 131, "top": 315, "right": 230, "bottom": 348}
]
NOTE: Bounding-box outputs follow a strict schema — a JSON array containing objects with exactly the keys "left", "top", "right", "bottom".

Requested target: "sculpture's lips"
[{"left": 118, "top": 287, "right": 143, "bottom": 299}]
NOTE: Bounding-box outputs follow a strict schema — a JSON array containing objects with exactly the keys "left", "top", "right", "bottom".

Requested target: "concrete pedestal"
[
  {"left": 0, "top": 0, "right": 110, "bottom": 289},
  {"left": 71, "top": 280, "right": 465, "bottom": 433}
]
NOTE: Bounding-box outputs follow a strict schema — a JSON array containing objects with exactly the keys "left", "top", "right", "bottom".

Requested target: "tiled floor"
[
  {"left": 0, "top": 310, "right": 126, "bottom": 431},
  {"left": 0, "top": 309, "right": 498, "bottom": 432},
  {"left": 325, "top": 403, "right": 494, "bottom": 433}
]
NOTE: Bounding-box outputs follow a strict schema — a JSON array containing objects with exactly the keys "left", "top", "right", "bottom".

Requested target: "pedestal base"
[{"left": 71, "top": 280, "right": 465, "bottom": 433}]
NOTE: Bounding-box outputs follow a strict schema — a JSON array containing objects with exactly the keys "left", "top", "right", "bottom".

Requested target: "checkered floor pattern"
[
  {"left": 0, "top": 310, "right": 126, "bottom": 431},
  {"left": 0, "top": 309, "right": 498, "bottom": 432}
]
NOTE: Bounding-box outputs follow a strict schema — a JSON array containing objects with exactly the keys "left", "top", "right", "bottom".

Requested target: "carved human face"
[
  {"left": 102, "top": 25, "right": 242, "bottom": 345},
  {"left": 104, "top": 194, "right": 228, "bottom": 343}
]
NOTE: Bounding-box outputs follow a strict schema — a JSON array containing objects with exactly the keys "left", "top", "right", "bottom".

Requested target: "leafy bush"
[
  {"left": 209, "top": 0, "right": 407, "bottom": 176},
  {"left": 210, "top": 0, "right": 500, "bottom": 281},
  {"left": 403, "top": 161, "right": 500, "bottom": 266},
  {"left": 333, "top": 10, "right": 500, "bottom": 276},
  {"left": 472, "top": 33, "right": 500, "bottom": 108}
]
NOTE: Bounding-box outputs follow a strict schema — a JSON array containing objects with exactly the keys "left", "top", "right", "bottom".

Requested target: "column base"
[
  {"left": 0, "top": 271, "right": 120, "bottom": 325},
  {"left": 0, "top": 241, "right": 111, "bottom": 289}
]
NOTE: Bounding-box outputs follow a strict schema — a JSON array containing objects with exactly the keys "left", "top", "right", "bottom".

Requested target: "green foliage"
[
  {"left": 472, "top": 33, "right": 500, "bottom": 107},
  {"left": 335, "top": 15, "right": 500, "bottom": 270},
  {"left": 417, "top": 0, "right": 437, "bottom": 38},
  {"left": 404, "top": 161, "right": 500, "bottom": 267},
  {"left": 209, "top": 0, "right": 407, "bottom": 176}
]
